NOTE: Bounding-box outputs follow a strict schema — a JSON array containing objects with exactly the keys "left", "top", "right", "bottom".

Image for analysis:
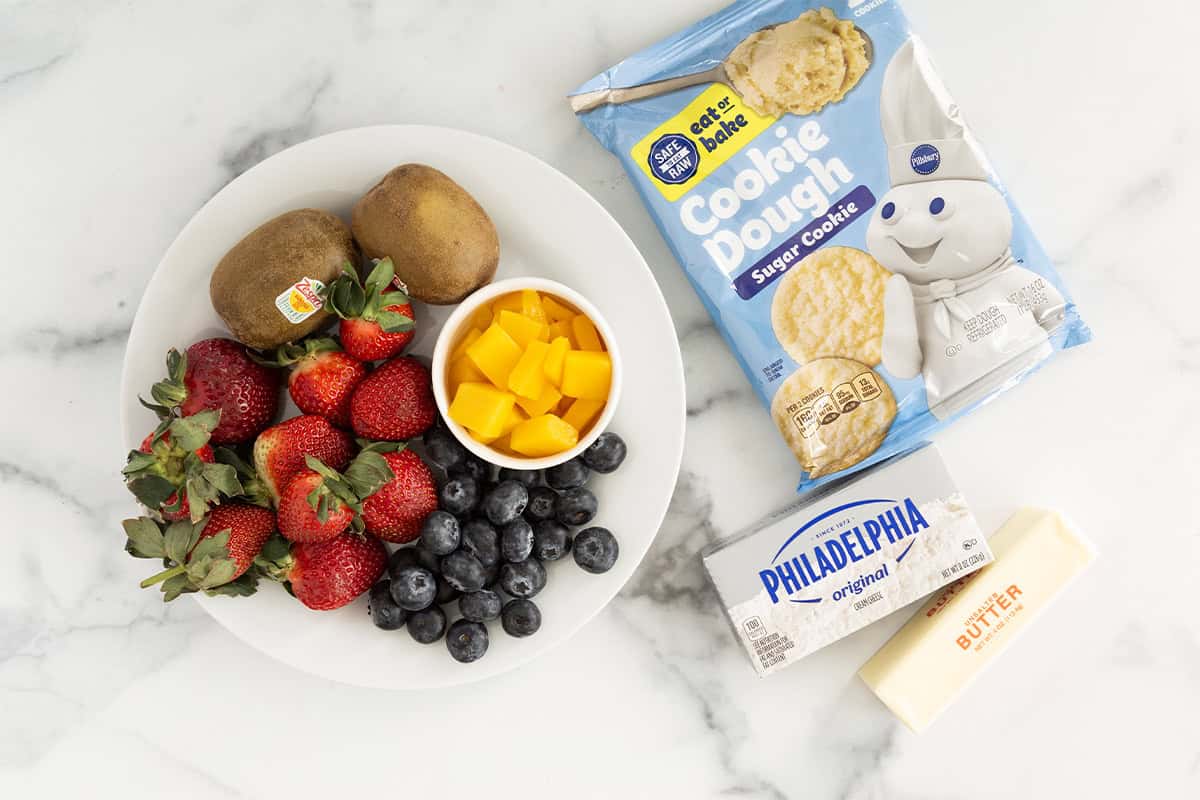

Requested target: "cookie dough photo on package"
[{"left": 571, "top": 0, "right": 1090, "bottom": 490}]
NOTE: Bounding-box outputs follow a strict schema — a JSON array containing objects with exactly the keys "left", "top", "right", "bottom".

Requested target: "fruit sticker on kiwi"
[{"left": 274, "top": 277, "right": 326, "bottom": 324}]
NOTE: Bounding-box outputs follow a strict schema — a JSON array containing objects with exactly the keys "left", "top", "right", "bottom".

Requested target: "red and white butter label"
[{"left": 274, "top": 277, "right": 326, "bottom": 323}]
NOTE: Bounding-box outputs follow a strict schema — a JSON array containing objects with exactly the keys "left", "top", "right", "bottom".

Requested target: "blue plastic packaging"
[{"left": 571, "top": 0, "right": 1090, "bottom": 491}]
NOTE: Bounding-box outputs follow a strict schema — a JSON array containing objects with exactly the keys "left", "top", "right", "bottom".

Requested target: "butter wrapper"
[{"left": 702, "top": 445, "right": 991, "bottom": 676}]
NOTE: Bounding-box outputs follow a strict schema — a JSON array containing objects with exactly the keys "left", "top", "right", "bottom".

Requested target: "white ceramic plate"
[{"left": 119, "top": 125, "right": 685, "bottom": 689}]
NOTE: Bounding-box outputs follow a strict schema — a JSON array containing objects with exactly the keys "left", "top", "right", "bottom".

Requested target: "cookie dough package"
[{"left": 570, "top": 1, "right": 1091, "bottom": 490}]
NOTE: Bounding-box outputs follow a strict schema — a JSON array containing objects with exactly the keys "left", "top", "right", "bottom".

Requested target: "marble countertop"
[{"left": 2, "top": 0, "right": 1197, "bottom": 797}]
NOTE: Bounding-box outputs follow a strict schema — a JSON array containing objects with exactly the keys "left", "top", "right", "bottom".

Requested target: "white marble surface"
[{"left": 2, "top": 0, "right": 1197, "bottom": 797}]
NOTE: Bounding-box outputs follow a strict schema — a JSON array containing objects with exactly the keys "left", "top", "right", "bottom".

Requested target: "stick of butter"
[{"left": 858, "top": 508, "right": 1096, "bottom": 732}]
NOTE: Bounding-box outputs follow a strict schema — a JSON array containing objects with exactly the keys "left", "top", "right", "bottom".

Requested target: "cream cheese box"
[{"left": 702, "top": 445, "right": 993, "bottom": 677}]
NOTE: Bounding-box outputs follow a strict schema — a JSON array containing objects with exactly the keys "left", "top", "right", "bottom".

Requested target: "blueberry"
[
  {"left": 413, "top": 544, "right": 443, "bottom": 574},
  {"left": 461, "top": 518, "right": 501, "bottom": 567},
  {"left": 368, "top": 581, "right": 407, "bottom": 630},
  {"left": 500, "top": 519, "right": 534, "bottom": 563},
  {"left": 524, "top": 486, "right": 557, "bottom": 522},
  {"left": 446, "top": 619, "right": 489, "bottom": 663},
  {"left": 390, "top": 566, "right": 437, "bottom": 611},
  {"left": 423, "top": 427, "right": 466, "bottom": 471},
  {"left": 498, "top": 467, "right": 539, "bottom": 487},
  {"left": 459, "top": 589, "right": 502, "bottom": 622},
  {"left": 499, "top": 559, "right": 547, "bottom": 598},
  {"left": 482, "top": 480, "right": 528, "bottom": 526},
  {"left": 555, "top": 487, "right": 598, "bottom": 526},
  {"left": 582, "top": 432, "right": 627, "bottom": 474},
  {"left": 482, "top": 559, "right": 501, "bottom": 589},
  {"left": 533, "top": 520, "right": 573, "bottom": 561},
  {"left": 501, "top": 598, "right": 542, "bottom": 638},
  {"left": 420, "top": 510, "right": 460, "bottom": 556},
  {"left": 435, "top": 573, "right": 461, "bottom": 606},
  {"left": 451, "top": 457, "right": 492, "bottom": 484},
  {"left": 407, "top": 606, "right": 447, "bottom": 644},
  {"left": 440, "top": 550, "right": 487, "bottom": 593},
  {"left": 439, "top": 475, "right": 479, "bottom": 515},
  {"left": 574, "top": 527, "right": 619, "bottom": 574},
  {"left": 545, "top": 458, "right": 590, "bottom": 490},
  {"left": 388, "top": 547, "right": 420, "bottom": 578}
]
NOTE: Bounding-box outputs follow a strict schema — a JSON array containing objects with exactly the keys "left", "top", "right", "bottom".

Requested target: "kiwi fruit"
[
  {"left": 210, "top": 209, "right": 356, "bottom": 349},
  {"left": 351, "top": 164, "right": 499, "bottom": 304}
]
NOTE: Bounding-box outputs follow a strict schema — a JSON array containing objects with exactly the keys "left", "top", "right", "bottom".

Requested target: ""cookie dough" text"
[{"left": 678, "top": 121, "right": 856, "bottom": 276}]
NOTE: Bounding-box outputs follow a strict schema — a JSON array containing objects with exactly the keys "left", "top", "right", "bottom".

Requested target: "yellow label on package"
[{"left": 630, "top": 84, "right": 774, "bottom": 202}]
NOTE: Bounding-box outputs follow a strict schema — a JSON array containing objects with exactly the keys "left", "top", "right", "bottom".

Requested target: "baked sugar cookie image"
[
  {"left": 771, "top": 358, "right": 896, "bottom": 477},
  {"left": 771, "top": 246, "right": 890, "bottom": 367}
]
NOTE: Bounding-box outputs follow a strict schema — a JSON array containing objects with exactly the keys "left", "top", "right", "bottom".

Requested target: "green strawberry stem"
[{"left": 140, "top": 563, "right": 186, "bottom": 588}]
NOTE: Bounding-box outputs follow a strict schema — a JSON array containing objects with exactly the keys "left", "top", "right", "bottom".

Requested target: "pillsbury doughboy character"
[{"left": 867, "top": 40, "right": 1065, "bottom": 420}]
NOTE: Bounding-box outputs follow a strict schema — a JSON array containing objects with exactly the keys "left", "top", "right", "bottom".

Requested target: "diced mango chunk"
[
  {"left": 492, "top": 294, "right": 523, "bottom": 316},
  {"left": 571, "top": 314, "right": 604, "bottom": 351},
  {"left": 516, "top": 382, "right": 562, "bottom": 418},
  {"left": 543, "top": 336, "right": 570, "bottom": 386},
  {"left": 561, "top": 350, "right": 612, "bottom": 400},
  {"left": 451, "top": 328, "right": 484, "bottom": 362},
  {"left": 449, "top": 382, "right": 516, "bottom": 438},
  {"left": 470, "top": 305, "right": 495, "bottom": 332},
  {"left": 491, "top": 434, "right": 518, "bottom": 456},
  {"left": 448, "top": 355, "right": 488, "bottom": 393},
  {"left": 467, "top": 323, "right": 523, "bottom": 389},
  {"left": 475, "top": 406, "right": 524, "bottom": 449},
  {"left": 498, "top": 310, "right": 549, "bottom": 348},
  {"left": 469, "top": 428, "right": 500, "bottom": 445},
  {"left": 510, "top": 415, "right": 579, "bottom": 457},
  {"left": 547, "top": 319, "right": 574, "bottom": 346},
  {"left": 508, "top": 340, "right": 549, "bottom": 400},
  {"left": 521, "top": 290, "right": 547, "bottom": 323},
  {"left": 561, "top": 398, "right": 604, "bottom": 433},
  {"left": 500, "top": 403, "right": 528, "bottom": 436},
  {"left": 541, "top": 295, "right": 577, "bottom": 323}
]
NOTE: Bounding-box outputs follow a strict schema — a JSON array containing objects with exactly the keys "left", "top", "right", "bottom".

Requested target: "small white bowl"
[{"left": 431, "top": 277, "right": 623, "bottom": 470}]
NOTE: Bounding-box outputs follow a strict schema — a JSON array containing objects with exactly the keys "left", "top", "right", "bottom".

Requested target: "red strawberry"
[
  {"left": 278, "top": 470, "right": 356, "bottom": 543},
  {"left": 350, "top": 356, "right": 436, "bottom": 441},
  {"left": 322, "top": 258, "right": 415, "bottom": 361},
  {"left": 340, "top": 291, "right": 414, "bottom": 361},
  {"left": 195, "top": 503, "right": 276, "bottom": 578},
  {"left": 136, "top": 431, "right": 214, "bottom": 521},
  {"left": 123, "top": 411, "right": 242, "bottom": 523},
  {"left": 253, "top": 415, "right": 354, "bottom": 503},
  {"left": 285, "top": 533, "right": 387, "bottom": 610},
  {"left": 256, "top": 338, "right": 367, "bottom": 427},
  {"left": 125, "top": 503, "right": 275, "bottom": 602},
  {"left": 275, "top": 448, "right": 394, "bottom": 543},
  {"left": 146, "top": 340, "right": 280, "bottom": 445},
  {"left": 362, "top": 449, "right": 438, "bottom": 543}
]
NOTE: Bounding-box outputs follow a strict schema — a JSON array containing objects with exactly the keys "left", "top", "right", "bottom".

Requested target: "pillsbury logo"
[
  {"left": 647, "top": 133, "right": 699, "bottom": 185},
  {"left": 910, "top": 143, "right": 941, "bottom": 175},
  {"left": 758, "top": 498, "right": 930, "bottom": 604}
]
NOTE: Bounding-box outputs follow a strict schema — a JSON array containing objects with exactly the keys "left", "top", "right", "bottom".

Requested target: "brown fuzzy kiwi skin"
[
  {"left": 351, "top": 164, "right": 499, "bottom": 305},
  {"left": 209, "top": 209, "right": 357, "bottom": 350}
]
